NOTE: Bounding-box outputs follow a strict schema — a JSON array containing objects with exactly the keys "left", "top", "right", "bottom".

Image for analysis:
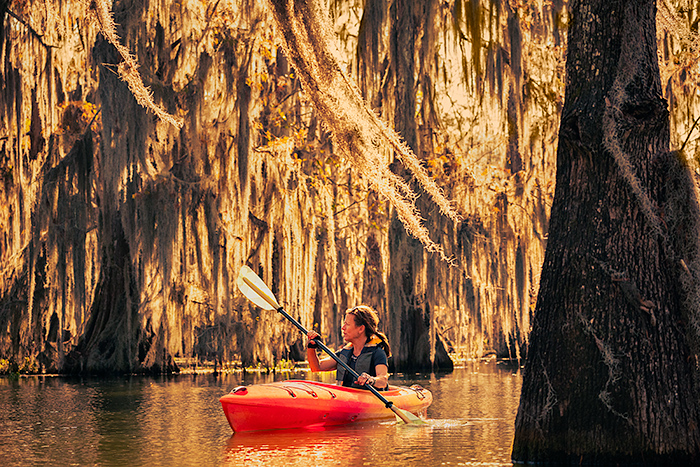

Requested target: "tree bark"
[
  {"left": 513, "top": 0, "right": 700, "bottom": 462},
  {"left": 385, "top": 0, "right": 452, "bottom": 371}
]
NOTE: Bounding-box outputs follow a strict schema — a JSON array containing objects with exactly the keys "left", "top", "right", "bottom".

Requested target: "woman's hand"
[
  {"left": 361, "top": 365, "right": 388, "bottom": 389},
  {"left": 307, "top": 330, "right": 320, "bottom": 340},
  {"left": 307, "top": 330, "right": 320, "bottom": 348},
  {"left": 356, "top": 372, "right": 376, "bottom": 387}
]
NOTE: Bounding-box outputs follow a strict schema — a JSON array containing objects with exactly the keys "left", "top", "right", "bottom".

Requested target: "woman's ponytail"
[{"left": 373, "top": 330, "right": 392, "bottom": 358}]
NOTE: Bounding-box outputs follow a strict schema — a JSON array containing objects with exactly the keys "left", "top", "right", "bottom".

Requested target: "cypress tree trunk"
[
  {"left": 386, "top": 0, "right": 423, "bottom": 371},
  {"left": 513, "top": 0, "right": 700, "bottom": 462},
  {"left": 385, "top": 0, "right": 452, "bottom": 371}
]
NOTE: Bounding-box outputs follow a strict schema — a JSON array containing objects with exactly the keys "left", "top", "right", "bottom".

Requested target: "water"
[{"left": 0, "top": 362, "right": 521, "bottom": 466}]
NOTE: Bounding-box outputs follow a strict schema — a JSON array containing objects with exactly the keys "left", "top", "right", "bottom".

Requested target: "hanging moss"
[{"left": 10, "top": 0, "right": 700, "bottom": 375}]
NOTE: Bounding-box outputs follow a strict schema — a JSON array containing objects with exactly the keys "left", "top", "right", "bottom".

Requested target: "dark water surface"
[{"left": 1, "top": 362, "right": 521, "bottom": 466}]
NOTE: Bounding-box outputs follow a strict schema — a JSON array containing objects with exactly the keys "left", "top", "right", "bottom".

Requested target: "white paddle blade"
[
  {"left": 392, "top": 406, "right": 428, "bottom": 426},
  {"left": 237, "top": 265, "right": 280, "bottom": 311}
]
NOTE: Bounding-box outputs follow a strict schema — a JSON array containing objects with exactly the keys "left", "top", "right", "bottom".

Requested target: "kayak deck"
[{"left": 220, "top": 380, "right": 432, "bottom": 433}]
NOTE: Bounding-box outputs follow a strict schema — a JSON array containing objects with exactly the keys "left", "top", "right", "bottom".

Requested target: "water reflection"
[
  {"left": 0, "top": 362, "right": 520, "bottom": 466},
  {"left": 225, "top": 426, "right": 368, "bottom": 466}
]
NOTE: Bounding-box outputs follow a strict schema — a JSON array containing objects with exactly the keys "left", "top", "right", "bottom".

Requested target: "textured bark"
[
  {"left": 385, "top": 0, "right": 431, "bottom": 371},
  {"left": 513, "top": 0, "right": 700, "bottom": 462}
]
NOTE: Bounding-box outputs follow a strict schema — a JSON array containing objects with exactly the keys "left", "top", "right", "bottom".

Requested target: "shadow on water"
[{"left": 0, "top": 361, "right": 521, "bottom": 466}]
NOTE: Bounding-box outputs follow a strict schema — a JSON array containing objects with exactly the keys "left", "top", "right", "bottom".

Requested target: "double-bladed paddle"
[{"left": 236, "top": 265, "right": 426, "bottom": 426}]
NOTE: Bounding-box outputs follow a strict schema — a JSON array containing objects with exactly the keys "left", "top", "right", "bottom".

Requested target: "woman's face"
[{"left": 341, "top": 313, "right": 365, "bottom": 342}]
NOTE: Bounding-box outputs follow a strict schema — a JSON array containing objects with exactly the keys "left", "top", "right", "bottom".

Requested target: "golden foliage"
[
  {"left": 657, "top": 0, "right": 700, "bottom": 86},
  {"left": 88, "top": 0, "right": 183, "bottom": 129},
  {"left": 58, "top": 101, "right": 101, "bottom": 135},
  {"left": 267, "top": 0, "right": 462, "bottom": 264}
]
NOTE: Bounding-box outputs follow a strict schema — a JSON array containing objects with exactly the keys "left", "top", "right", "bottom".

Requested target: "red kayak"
[{"left": 220, "top": 380, "right": 432, "bottom": 432}]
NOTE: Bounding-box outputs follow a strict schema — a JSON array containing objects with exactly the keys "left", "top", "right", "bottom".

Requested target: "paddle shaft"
[{"left": 275, "top": 307, "right": 396, "bottom": 409}]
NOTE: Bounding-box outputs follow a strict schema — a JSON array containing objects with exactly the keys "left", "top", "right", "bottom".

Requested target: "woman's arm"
[
  {"left": 357, "top": 364, "right": 389, "bottom": 389},
  {"left": 372, "top": 364, "right": 389, "bottom": 389},
  {"left": 307, "top": 331, "right": 337, "bottom": 372},
  {"left": 307, "top": 349, "right": 337, "bottom": 371}
]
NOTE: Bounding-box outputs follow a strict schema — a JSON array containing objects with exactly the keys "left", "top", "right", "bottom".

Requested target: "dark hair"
[{"left": 346, "top": 305, "right": 392, "bottom": 357}]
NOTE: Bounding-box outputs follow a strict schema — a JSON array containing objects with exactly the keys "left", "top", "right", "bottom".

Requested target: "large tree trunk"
[
  {"left": 513, "top": 0, "right": 700, "bottom": 462},
  {"left": 385, "top": 0, "right": 453, "bottom": 371}
]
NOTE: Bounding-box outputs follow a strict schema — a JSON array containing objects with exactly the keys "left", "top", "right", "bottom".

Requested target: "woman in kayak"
[{"left": 306, "top": 305, "right": 391, "bottom": 390}]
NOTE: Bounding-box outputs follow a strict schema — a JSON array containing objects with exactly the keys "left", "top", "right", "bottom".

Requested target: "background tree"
[
  {"left": 513, "top": 0, "right": 700, "bottom": 462},
  {"left": 0, "top": 0, "right": 560, "bottom": 374}
]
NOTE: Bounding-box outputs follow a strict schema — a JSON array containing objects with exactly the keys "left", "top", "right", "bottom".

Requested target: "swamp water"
[{"left": 1, "top": 362, "right": 521, "bottom": 466}]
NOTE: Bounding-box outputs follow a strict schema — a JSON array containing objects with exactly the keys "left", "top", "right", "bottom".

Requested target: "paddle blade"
[
  {"left": 237, "top": 265, "right": 280, "bottom": 311},
  {"left": 391, "top": 406, "right": 428, "bottom": 426}
]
